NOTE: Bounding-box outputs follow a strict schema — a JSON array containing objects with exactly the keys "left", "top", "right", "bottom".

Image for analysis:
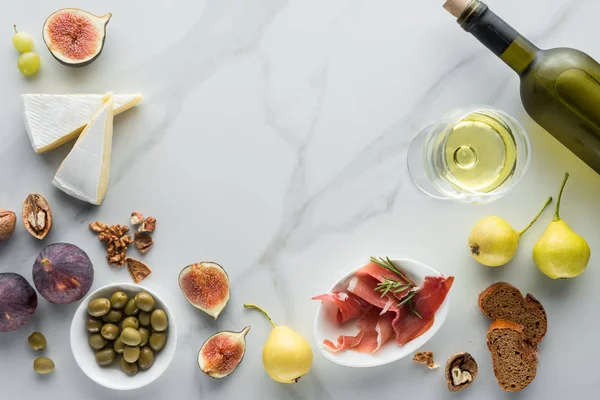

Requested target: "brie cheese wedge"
[
  {"left": 53, "top": 93, "right": 115, "bottom": 205},
  {"left": 21, "top": 93, "right": 143, "bottom": 154}
]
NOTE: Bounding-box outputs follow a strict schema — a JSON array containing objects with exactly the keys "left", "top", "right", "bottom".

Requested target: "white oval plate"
[
  {"left": 313, "top": 258, "right": 451, "bottom": 368},
  {"left": 70, "top": 283, "right": 178, "bottom": 390}
]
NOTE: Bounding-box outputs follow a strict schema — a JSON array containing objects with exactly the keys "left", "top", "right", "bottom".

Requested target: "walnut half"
[
  {"left": 22, "top": 194, "right": 52, "bottom": 240},
  {"left": 89, "top": 221, "right": 132, "bottom": 267},
  {"left": 445, "top": 352, "right": 478, "bottom": 392}
]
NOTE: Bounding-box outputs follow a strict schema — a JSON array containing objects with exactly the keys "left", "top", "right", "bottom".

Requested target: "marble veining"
[{"left": 2, "top": 0, "right": 600, "bottom": 399}]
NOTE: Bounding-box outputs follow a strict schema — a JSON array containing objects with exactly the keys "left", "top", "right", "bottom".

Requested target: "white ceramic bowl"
[
  {"left": 313, "top": 258, "right": 451, "bottom": 368},
  {"left": 70, "top": 283, "right": 178, "bottom": 390}
]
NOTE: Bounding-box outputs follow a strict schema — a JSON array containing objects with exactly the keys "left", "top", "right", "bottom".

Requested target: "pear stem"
[
  {"left": 518, "top": 196, "right": 553, "bottom": 237},
  {"left": 554, "top": 173, "right": 569, "bottom": 221},
  {"left": 13, "top": 25, "right": 17, "bottom": 34},
  {"left": 244, "top": 303, "right": 276, "bottom": 328}
]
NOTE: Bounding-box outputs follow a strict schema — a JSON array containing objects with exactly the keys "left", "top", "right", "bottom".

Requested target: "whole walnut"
[{"left": 0, "top": 209, "right": 17, "bottom": 243}]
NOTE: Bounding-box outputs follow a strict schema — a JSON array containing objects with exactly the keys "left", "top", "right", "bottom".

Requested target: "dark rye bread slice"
[
  {"left": 478, "top": 282, "right": 547, "bottom": 346},
  {"left": 487, "top": 320, "right": 538, "bottom": 392}
]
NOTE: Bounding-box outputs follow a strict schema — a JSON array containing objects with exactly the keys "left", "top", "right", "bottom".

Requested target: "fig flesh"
[
  {"left": 179, "top": 262, "right": 230, "bottom": 319},
  {"left": 0, "top": 273, "right": 38, "bottom": 332},
  {"left": 198, "top": 327, "right": 250, "bottom": 379},
  {"left": 43, "top": 8, "right": 111, "bottom": 67},
  {"left": 33, "top": 243, "right": 94, "bottom": 304}
]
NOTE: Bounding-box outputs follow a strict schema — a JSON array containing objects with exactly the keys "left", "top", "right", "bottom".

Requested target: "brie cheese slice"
[
  {"left": 21, "top": 93, "right": 143, "bottom": 154},
  {"left": 53, "top": 93, "right": 115, "bottom": 205}
]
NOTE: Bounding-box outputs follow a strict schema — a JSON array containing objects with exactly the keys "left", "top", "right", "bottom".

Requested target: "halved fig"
[
  {"left": 43, "top": 8, "right": 111, "bottom": 67},
  {"left": 198, "top": 327, "right": 250, "bottom": 379},
  {"left": 179, "top": 262, "right": 230, "bottom": 319}
]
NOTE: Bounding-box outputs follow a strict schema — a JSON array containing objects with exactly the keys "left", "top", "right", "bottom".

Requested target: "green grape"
[
  {"left": 12, "top": 25, "right": 34, "bottom": 53},
  {"left": 18, "top": 52, "right": 40, "bottom": 76}
]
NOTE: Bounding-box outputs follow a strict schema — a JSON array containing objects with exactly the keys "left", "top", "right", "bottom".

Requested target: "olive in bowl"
[{"left": 70, "top": 283, "right": 177, "bottom": 391}]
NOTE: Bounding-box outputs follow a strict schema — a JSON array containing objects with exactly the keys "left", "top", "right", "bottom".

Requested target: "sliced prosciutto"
[
  {"left": 311, "top": 291, "right": 369, "bottom": 323},
  {"left": 314, "top": 258, "right": 454, "bottom": 355},
  {"left": 355, "top": 309, "right": 394, "bottom": 353},
  {"left": 347, "top": 275, "right": 398, "bottom": 314},
  {"left": 356, "top": 262, "right": 413, "bottom": 300},
  {"left": 323, "top": 332, "right": 364, "bottom": 353},
  {"left": 393, "top": 276, "right": 454, "bottom": 346},
  {"left": 323, "top": 309, "right": 394, "bottom": 354}
]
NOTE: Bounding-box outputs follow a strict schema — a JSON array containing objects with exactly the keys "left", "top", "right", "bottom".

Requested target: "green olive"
[
  {"left": 149, "top": 332, "right": 167, "bottom": 352},
  {"left": 138, "top": 327, "right": 150, "bottom": 347},
  {"left": 123, "top": 298, "right": 139, "bottom": 316},
  {"left": 114, "top": 337, "right": 125, "bottom": 354},
  {"left": 120, "top": 356, "right": 139, "bottom": 376},
  {"left": 95, "top": 348, "right": 116, "bottom": 366},
  {"left": 27, "top": 332, "right": 46, "bottom": 351},
  {"left": 33, "top": 357, "right": 55, "bottom": 374},
  {"left": 138, "top": 311, "right": 151, "bottom": 326},
  {"left": 102, "top": 309, "right": 123, "bottom": 323},
  {"left": 100, "top": 323, "right": 120, "bottom": 340},
  {"left": 123, "top": 346, "right": 141, "bottom": 363},
  {"left": 150, "top": 309, "right": 168, "bottom": 332},
  {"left": 110, "top": 291, "right": 129, "bottom": 309},
  {"left": 88, "top": 298, "right": 111, "bottom": 317},
  {"left": 89, "top": 333, "right": 108, "bottom": 350},
  {"left": 86, "top": 316, "right": 104, "bottom": 333},
  {"left": 120, "top": 327, "right": 142, "bottom": 346},
  {"left": 134, "top": 292, "right": 155, "bottom": 312},
  {"left": 121, "top": 316, "right": 139, "bottom": 330},
  {"left": 138, "top": 347, "right": 154, "bottom": 370}
]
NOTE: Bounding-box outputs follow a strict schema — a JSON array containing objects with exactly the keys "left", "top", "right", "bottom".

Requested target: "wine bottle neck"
[{"left": 459, "top": 1, "right": 539, "bottom": 75}]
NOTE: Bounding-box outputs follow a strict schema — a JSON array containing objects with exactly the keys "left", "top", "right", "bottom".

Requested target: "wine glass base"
[{"left": 407, "top": 124, "right": 449, "bottom": 200}]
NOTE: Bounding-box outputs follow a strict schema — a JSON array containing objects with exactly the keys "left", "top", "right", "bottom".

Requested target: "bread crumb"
[{"left": 412, "top": 351, "right": 439, "bottom": 369}]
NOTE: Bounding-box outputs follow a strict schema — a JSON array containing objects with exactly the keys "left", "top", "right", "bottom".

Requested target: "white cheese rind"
[
  {"left": 21, "top": 93, "right": 143, "bottom": 153},
  {"left": 53, "top": 94, "right": 115, "bottom": 205}
]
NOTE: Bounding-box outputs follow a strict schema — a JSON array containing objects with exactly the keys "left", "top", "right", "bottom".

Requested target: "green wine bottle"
[{"left": 445, "top": 0, "right": 600, "bottom": 174}]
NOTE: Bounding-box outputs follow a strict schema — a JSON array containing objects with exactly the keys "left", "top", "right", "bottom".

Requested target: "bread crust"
[
  {"left": 478, "top": 282, "right": 510, "bottom": 318},
  {"left": 488, "top": 319, "right": 524, "bottom": 333},
  {"left": 479, "top": 282, "right": 547, "bottom": 345},
  {"left": 487, "top": 319, "right": 537, "bottom": 392}
]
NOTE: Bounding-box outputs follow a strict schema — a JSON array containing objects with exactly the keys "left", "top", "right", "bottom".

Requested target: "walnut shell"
[
  {"left": 0, "top": 209, "right": 17, "bottom": 243},
  {"left": 134, "top": 232, "right": 154, "bottom": 253},
  {"left": 22, "top": 194, "right": 52, "bottom": 240},
  {"left": 127, "top": 258, "right": 152, "bottom": 283},
  {"left": 138, "top": 216, "right": 156, "bottom": 233},
  {"left": 446, "top": 352, "right": 478, "bottom": 392}
]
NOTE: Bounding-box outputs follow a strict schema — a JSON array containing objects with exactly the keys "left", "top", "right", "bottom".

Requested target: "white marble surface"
[{"left": 1, "top": 0, "right": 600, "bottom": 398}]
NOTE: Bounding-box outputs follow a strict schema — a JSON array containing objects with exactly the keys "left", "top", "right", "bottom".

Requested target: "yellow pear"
[
  {"left": 533, "top": 173, "right": 590, "bottom": 279},
  {"left": 468, "top": 197, "right": 552, "bottom": 267},
  {"left": 244, "top": 303, "right": 313, "bottom": 383}
]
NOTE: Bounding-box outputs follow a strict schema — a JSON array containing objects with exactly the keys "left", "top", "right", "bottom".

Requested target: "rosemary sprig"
[
  {"left": 370, "top": 256, "right": 422, "bottom": 319},
  {"left": 398, "top": 291, "right": 423, "bottom": 319},
  {"left": 408, "top": 299, "right": 422, "bottom": 319},
  {"left": 375, "top": 277, "right": 411, "bottom": 298},
  {"left": 370, "top": 256, "right": 416, "bottom": 286},
  {"left": 397, "top": 290, "right": 417, "bottom": 306}
]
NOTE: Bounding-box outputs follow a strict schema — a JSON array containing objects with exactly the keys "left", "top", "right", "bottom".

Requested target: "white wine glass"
[{"left": 407, "top": 106, "right": 530, "bottom": 204}]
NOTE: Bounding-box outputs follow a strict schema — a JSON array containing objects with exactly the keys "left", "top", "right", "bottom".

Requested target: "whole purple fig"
[
  {"left": 33, "top": 243, "right": 94, "bottom": 304},
  {"left": 0, "top": 273, "right": 38, "bottom": 332}
]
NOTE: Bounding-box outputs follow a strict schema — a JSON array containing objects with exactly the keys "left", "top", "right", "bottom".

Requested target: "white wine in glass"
[{"left": 407, "top": 106, "right": 530, "bottom": 203}]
